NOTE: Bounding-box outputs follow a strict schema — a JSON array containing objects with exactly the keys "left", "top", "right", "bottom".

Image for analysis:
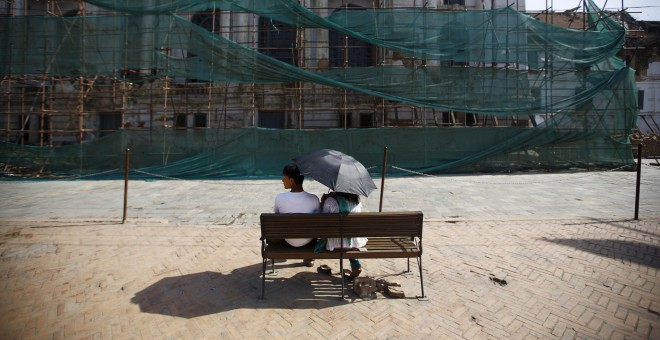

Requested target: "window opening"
[
  {"left": 259, "top": 111, "right": 286, "bottom": 129},
  {"left": 99, "top": 113, "right": 122, "bottom": 137},
  {"left": 258, "top": 18, "right": 298, "bottom": 66}
]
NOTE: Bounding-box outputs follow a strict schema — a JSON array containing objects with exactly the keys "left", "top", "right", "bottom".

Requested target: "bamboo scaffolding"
[{"left": 0, "top": 0, "right": 642, "bottom": 147}]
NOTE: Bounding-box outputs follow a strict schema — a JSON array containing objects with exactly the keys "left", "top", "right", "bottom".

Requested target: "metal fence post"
[
  {"left": 634, "top": 144, "right": 642, "bottom": 220},
  {"left": 123, "top": 148, "right": 130, "bottom": 223}
]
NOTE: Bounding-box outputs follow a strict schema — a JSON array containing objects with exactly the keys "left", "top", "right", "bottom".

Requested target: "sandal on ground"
[
  {"left": 303, "top": 259, "right": 315, "bottom": 267},
  {"left": 318, "top": 264, "right": 332, "bottom": 275},
  {"left": 386, "top": 285, "right": 405, "bottom": 298}
]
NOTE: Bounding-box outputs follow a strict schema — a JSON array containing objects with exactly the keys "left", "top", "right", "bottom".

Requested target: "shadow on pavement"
[
  {"left": 131, "top": 264, "right": 350, "bottom": 318},
  {"left": 561, "top": 218, "right": 660, "bottom": 238},
  {"left": 543, "top": 238, "right": 660, "bottom": 269}
]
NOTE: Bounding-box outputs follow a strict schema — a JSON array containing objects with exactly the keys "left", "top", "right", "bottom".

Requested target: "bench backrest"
[{"left": 260, "top": 211, "right": 423, "bottom": 240}]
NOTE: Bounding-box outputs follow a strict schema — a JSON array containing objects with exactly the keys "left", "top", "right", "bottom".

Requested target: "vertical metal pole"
[
  {"left": 634, "top": 144, "right": 642, "bottom": 220},
  {"left": 379, "top": 147, "right": 388, "bottom": 212},
  {"left": 123, "top": 148, "right": 130, "bottom": 224}
]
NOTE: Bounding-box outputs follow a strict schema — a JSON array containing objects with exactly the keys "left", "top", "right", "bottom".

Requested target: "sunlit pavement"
[{"left": 0, "top": 164, "right": 658, "bottom": 338}]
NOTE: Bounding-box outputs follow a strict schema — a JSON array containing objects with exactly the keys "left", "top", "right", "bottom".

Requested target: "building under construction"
[{"left": 0, "top": 0, "right": 641, "bottom": 178}]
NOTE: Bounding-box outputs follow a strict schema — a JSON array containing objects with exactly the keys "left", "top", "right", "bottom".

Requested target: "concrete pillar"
[{"left": 314, "top": 0, "right": 329, "bottom": 69}]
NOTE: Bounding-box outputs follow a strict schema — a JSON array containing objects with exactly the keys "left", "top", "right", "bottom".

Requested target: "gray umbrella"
[{"left": 293, "top": 149, "right": 377, "bottom": 197}]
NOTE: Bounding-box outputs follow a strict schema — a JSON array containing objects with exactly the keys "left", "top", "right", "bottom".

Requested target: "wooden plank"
[
  {"left": 260, "top": 211, "right": 423, "bottom": 239},
  {"left": 263, "top": 238, "right": 420, "bottom": 260}
]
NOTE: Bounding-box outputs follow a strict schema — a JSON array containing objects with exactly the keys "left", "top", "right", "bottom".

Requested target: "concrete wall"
[{"left": 636, "top": 61, "right": 660, "bottom": 133}]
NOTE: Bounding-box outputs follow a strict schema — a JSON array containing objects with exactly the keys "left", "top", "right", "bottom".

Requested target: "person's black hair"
[
  {"left": 338, "top": 192, "right": 360, "bottom": 205},
  {"left": 282, "top": 163, "right": 304, "bottom": 184}
]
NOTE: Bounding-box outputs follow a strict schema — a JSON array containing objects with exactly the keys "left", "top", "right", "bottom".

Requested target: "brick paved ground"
[
  {"left": 0, "top": 167, "right": 658, "bottom": 339},
  {"left": 0, "top": 217, "right": 657, "bottom": 339}
]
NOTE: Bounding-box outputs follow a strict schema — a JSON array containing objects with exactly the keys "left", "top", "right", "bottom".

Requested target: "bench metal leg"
[
  {"left": 339, "top": 257, "right": 345, "bottom": 300},
  {"left": 406, "top": 237, "right": 413, "bottom": 273},
  {"left": 260, "top": 258, "right": 267, "bottom": 300},
  {"left": 417, "top": 256, "right": 427, "bottom": 300},
  {"left": 259, "top": 259, "right": 276, "bottom": 301}
]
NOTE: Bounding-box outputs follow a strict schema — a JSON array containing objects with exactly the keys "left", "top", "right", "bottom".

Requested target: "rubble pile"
[
  {"left": 630, "top": 133, "right": 660, "bottom": 158},
  {"left": 0, "top": 163, "right": 57, "bottom": 178}
]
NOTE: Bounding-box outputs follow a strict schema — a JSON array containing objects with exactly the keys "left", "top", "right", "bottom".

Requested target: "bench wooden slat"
[
  {"left": 260, "top": 212, "right": 423, "bottom": 239},
  {"left": 263, "top": 238, "right": 420, "bottom": 260}
]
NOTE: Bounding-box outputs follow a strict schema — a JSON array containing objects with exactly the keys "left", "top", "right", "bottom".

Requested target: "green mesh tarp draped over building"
[
  {"left": 0, "top": 0, "right": 632, "bottom": 115},
  {"left": 0, "top": 127, "right": 633, "bottom": 179},
  {"left": 0, "top": 0, "right": 639, "bottom": 179}
]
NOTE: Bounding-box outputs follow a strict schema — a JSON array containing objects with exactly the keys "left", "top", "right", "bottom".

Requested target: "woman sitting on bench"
[{"left": 321, "top": 192, "right": 367, "bottom": 278}]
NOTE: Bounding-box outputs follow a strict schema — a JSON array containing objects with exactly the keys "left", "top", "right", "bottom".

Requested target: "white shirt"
[{"left": 273, "top": 191, "right": 320, "bottom": 247}]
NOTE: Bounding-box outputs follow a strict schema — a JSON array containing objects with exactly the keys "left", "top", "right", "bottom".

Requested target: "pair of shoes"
[
  {"left": 375, "top": 278, "right": 401, "bottom": 292},
  {"left": 303, "top": 259, "right": 315, "bottom": 267}
]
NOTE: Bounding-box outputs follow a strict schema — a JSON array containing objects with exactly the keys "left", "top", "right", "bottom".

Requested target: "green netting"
[
  {"left": 0, "top": 127, "right": 634, "bottom": 179},
  {"left": 0, "top": 0, "right": 639, "bottom": 179},
  {"left": 0, "top": 0, "right": 633, "bottom": 115}
]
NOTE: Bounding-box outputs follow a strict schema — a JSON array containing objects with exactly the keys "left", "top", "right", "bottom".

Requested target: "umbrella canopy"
[{"left": 293, "top": 149, "right": 377, "bottom": 197}]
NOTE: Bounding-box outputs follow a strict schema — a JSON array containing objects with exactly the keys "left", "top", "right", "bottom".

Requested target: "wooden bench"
[{"left": 259, "top": 211, "right": 425, "bottom": 300}]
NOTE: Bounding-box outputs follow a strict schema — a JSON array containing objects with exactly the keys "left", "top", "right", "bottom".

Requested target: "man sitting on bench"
[{"left": 272, "top": 163, "right": 320, "bottom": 267}]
